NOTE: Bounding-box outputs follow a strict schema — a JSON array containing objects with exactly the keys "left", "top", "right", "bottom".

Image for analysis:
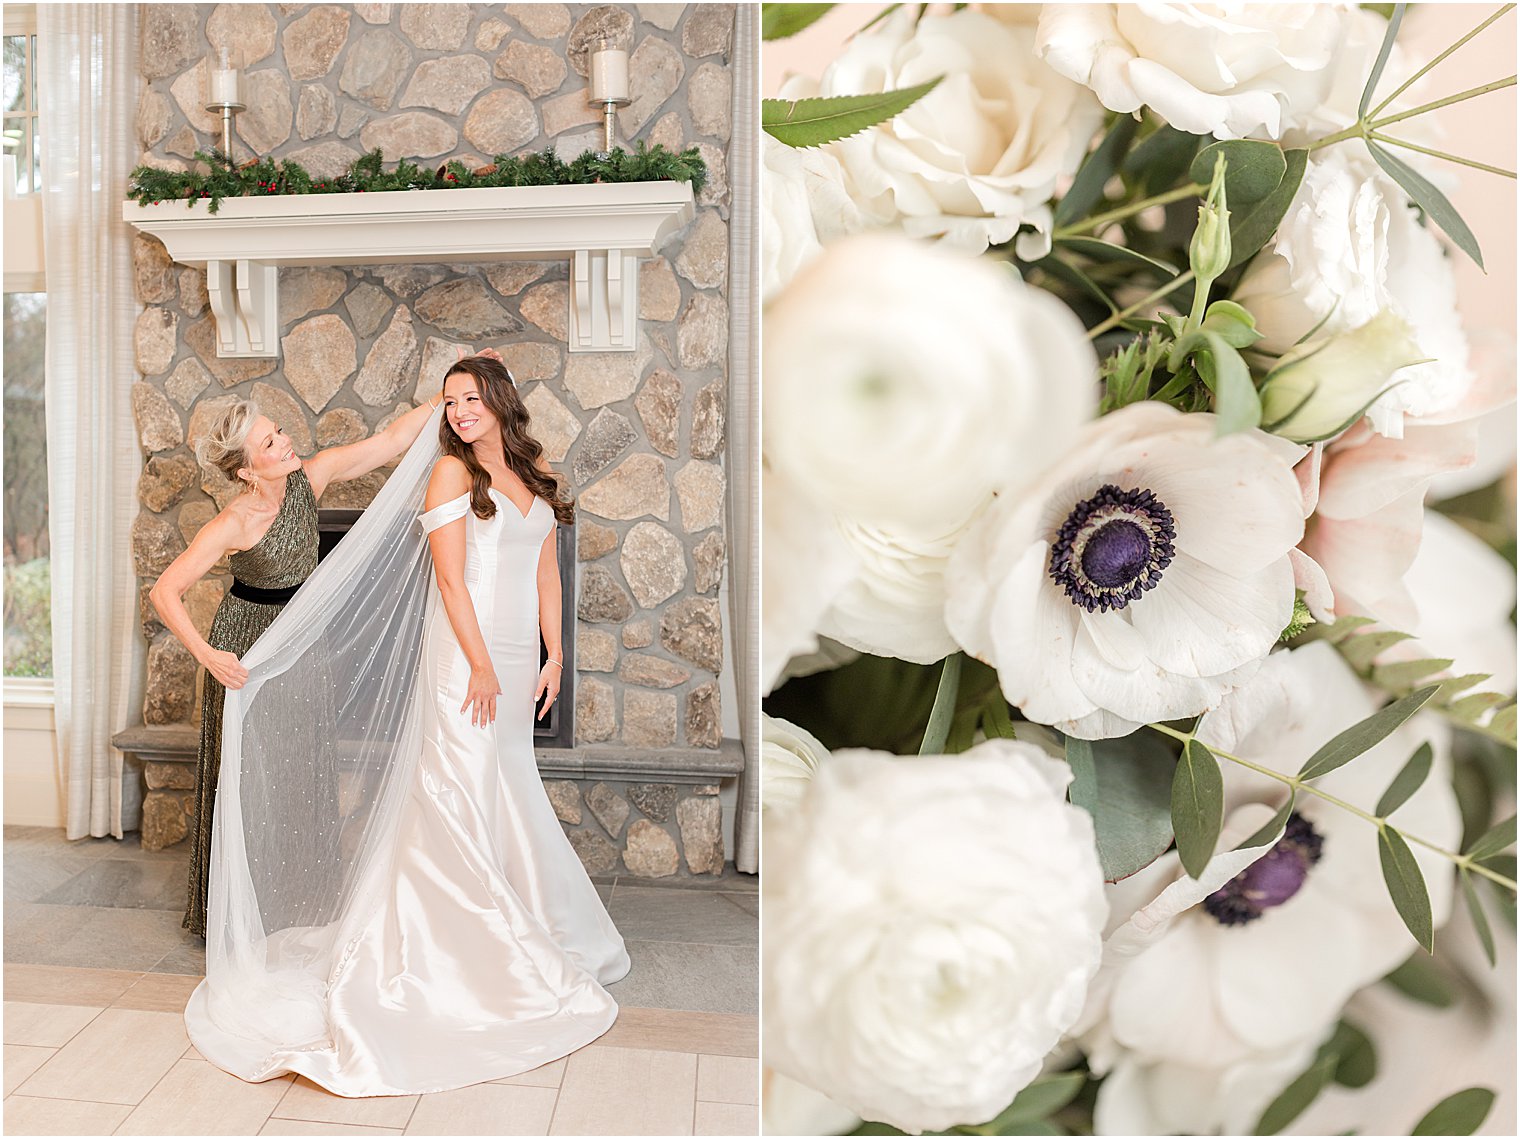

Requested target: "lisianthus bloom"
[
  {"left": 787, "top": 7, "right": 1102, "bottom": 255},
  {"left": 1036, "top": 3, "right": 1350, "bottom": 141},
  {"left": 761, "top": 134, "right": 862, "bottom": 300},
  {"left": 1076, "top": 643, "right": 1461, "bottom": 1135},
  {"left": 763, "top": 740, "right": 1106, "bottom": 1134},
  {"left": 947, "top": 403, "right": 1304, "bottom": 738},
  {"left": 765, "top": 233, "right": 1096, "bottom": 667}
]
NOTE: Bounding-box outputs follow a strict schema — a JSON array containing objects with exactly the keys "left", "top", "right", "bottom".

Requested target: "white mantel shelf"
[{"left": 121, "top": 180, "right": 696, "bottom": 357}]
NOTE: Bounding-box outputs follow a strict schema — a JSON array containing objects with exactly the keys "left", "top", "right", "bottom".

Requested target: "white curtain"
[
  {"left": 727, "top": 3, "right": 761, "bottom": 874},
  {"left": 40, "top": 4, "right": 144, "bottom": 839}
]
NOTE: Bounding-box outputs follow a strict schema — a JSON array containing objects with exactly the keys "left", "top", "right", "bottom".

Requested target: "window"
[{"left": 2, "top": 25, "right": 39, "bottom": 196}]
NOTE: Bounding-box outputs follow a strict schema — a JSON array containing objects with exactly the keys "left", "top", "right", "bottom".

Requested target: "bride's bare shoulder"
[{"left": 425, "top": 455, "right": 470, "bottom": 509}]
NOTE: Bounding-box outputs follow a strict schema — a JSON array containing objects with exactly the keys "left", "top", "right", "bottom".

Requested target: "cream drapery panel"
[{"left": 40, "top": 3, "right": 144, "bottom": 838}]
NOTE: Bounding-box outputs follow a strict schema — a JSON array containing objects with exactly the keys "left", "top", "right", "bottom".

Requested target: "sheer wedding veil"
[{"left": 187, "top": 404, "right": 449, "bottom": 1068}]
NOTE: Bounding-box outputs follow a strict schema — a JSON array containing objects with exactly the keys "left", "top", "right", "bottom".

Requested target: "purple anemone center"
[
  {"left": 1204, "top": 813, "right": 1325, "bottom": 927},
  {"left": 1048, "top": 484, "right": 1176, "bottom": 612}
]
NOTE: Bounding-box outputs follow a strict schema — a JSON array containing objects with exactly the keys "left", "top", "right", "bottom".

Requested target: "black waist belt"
[{"left": 229, "top": 579, "right": 300, "bottom": 605}]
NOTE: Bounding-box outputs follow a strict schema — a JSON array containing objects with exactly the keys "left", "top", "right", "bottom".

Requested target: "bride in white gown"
[{"left": 185, "top": 355, "right": 630, "bottom": 1096}]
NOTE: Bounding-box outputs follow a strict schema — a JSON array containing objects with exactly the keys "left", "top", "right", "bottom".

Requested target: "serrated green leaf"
[
  {"left": 1173, "top": 738, "right": 1225, "bottom": 879},
  {"left": 1412, "top": 1087, "right": 1495, "bottom": 1136},
  {"left": 1379, "top": 825, "right": 1435, "bottom": 952},
  {"left": 1383, "top": 952, "right": 1455, "bottom": 1006},
  {"left": 1437, "top": 673, "right": 1494, "bottom": 702},
  {"left": 1325, "top": 615, "right": 1379, "bottom": 643},
  {"left": 1069, "top": 731, "right": 1176, "bottom": 882},
  {"left": 1201, "top": 332, "right": 1263, "bottom": 436},
  {"left": 762, "top": 77, "right": 942, "bottom": 148},
  {"left": 1298, "top": 686, "right": 1439, "bottom": 780},
  {"left": 1227, "top": 148, "right": 1309, "bottom": 269},
  {"left": 1190, "top": 140, "right": 1287, "bottom": 205},
  {"left": 761, "top": 3, "right": 836, "bottom": 40},
  {"left": 1488, "top": 704, "right": 1517, "bottom": 743},
  {"left": 1339, "top": 628, "right": 1415, "bottom": 670},
  {"left": 1464, "top": 813, "right": 1516, "bottom": 861},
  {"left": 1372, "top": 657, "right": 1453, "bottom": 690},
  {"left": 1329, "top": 1021, "right": 1377, "bottom": 1089},
  {"left": 1376, "top": 742, "right": 1433, "bottom": 819},
  {"left": 919, "top": 652, "right": 962, "bottom": 756},
  {"left": 1367, "top": 140, "right": 1484, "bottom": 269},
  {"left": 1448, "top": 690, "right": 1509, "bottom": 722},
  {"left": 1055, "top": 236, "right": 1179, "bottom": 278},
  {"left": 1055, "top": 115, "right": 1140, "bottom": 228},
  {"left": 1358, "top": 3, "right": 1405, "bottom": 117},
  {"left": 1460, "top": 870, "right": 1497, "bottom": 967},
  {"left": 1255, "top": 1056, "right": 1336, "bottom": 1135}
]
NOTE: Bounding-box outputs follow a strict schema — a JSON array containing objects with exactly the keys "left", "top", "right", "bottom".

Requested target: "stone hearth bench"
[{"left": 112, "top": 726, "right": 744, "bottom": 877}]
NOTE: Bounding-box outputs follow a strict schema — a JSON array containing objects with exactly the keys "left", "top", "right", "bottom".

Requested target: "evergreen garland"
[{"left": 128, "top": 143, "right": 708, "bottom": 215}]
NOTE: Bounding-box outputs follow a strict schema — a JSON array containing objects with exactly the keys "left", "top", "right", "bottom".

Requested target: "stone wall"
[{"left": 130, "top": 3, "right": 735, "bottom": 756}]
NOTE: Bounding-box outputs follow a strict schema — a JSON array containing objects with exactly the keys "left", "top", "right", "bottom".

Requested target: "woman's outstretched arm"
[{"left": 303, "top": 395, "right": 441, "bottom": 500}]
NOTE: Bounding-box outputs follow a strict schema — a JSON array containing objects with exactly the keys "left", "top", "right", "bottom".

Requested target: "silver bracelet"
[{"left": 544, "top": 658, "right": 563, "bottom": 670}]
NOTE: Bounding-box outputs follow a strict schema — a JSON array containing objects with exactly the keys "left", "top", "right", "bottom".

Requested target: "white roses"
[{"left": 763, "top": 739, "right": 1107, "bottom": 1134}]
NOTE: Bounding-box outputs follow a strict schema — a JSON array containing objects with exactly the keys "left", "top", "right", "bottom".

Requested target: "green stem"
[
  {"left": 920, "top": 653, "right": 963, "bottom": 755},
  {"left": 1370, "top": 4, "right": 1515, "bottom": 119},
  {"left": 1149, "top": 724, "right": 1518, "bottom": 892},
  {"left": 1055, "top": 182, "right": 1205, "bottom": 239},
  {"left": 1370, "top": 75, "right": 1517, "bottom": 131},
  {"left": 1369, "top": 132, "right": 1517, "bottom": 178},
  {"left": 1086, "top": 271, "right": 1195, "bottom": 340}
]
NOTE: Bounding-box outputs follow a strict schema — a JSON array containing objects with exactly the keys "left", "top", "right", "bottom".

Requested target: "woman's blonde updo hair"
[{"left": 195, "top": 398, "right": 262, "bottom": 489}]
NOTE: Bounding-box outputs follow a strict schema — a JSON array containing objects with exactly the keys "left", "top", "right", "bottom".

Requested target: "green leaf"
[
  {"left": 1190, "top": 140, "right": 1287, "bottom": 205},
  {"left": 1122, "top": 124, "right": 1203, "bottom": 198},
  {"left": 1359, "top": 3, "right": 1406, "bottom": 118},
  {"left": 761, "top": 78, "right": 942, "bottom": 148},
  {"left": 1371, "top": 657, "right": 1453, "bottom": 691},
  {"left": 1446, "top": 690, "right": 1509, "bottom": 722},
  {"left": 1172, "top": 738, "right": 1225, "bottom": 879},
  {"left": 1367, "top": 140, "right": 1484, "bottom": 269},
  {"left": 1378, "top": 825, "right": 1435, "bottom": 952},
  {"left": 982, "top": 695, "right": 1018, "bottom": 741},
  {"left": 1383, "top": 952, "right": 1455, "bottom": 1006},
  {"left": 1325, "top": 615, "right": 1378, "bottom": 643},
  {"left": 1464, "top": 812, "right": 1516, "bottom": 861},
  {"left": 1227, "top": 148, "right": 1309, "bottom": 269},
  {"left": 1255, "top": 1056, "right": 1336, "bottom": 1135},
  {"left": 980, "top": 1073, "right": 1087, "bottom": 1130},
  {"left": 1488, "top": 704, "right": 1517, "bottom": 744},
  {"left": 919, "top": 652, "right": 963, "bottom": 755},
  {"left": 1054, "top": 236, "right": 1179, "bottom": 279},
  {"left": 1340, "top": 629, "right": 1415, "bottom": 670},
  {"left": 1412, "top": 1087, "right": 1495, "bottom": 1136},
  {"left": 1200, "top": 332, "right": 1262, "bottom": 436},
  {"left": 761, "top": 3, "right": 836, "bottom": 40},
  {"left": 1460, "top": 869, "right": 1497, "bottom": 967},
  {"left": 1055, "top": 114, "right": 1140, "bottom": 227},
  {"left": 1376, "top": 742, "right": 1433, "bottom": 819},
  {"left": 1237, "top": 792, "right": 1295, "bottom": 851},
  {"left": 1040, "top": 256, "right": 1121, "bottom": 315},
  {"left": 1068, "top": 731, "right": 1177, "bottom": 882},
  {"left": 1298, "top": 686, "right": 1439, "bottom": 780},
  {"left": 1201, "top": 299, "right": 1263, "bottom": 348},
  {"left": 1329, "top": 1021, "right": 1378, "bottom": 1089}
]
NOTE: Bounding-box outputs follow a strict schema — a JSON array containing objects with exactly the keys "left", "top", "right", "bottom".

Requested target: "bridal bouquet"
[{"left": 759, "top": 4, "right": 1517, "bottom": 1136}]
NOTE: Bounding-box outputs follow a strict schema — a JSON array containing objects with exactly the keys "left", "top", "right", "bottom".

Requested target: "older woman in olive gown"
[{"left": 151, "top": 390, "right": 445, "bottom": 936}]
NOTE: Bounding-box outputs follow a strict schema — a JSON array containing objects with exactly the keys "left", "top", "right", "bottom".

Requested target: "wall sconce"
[
  {"left": 204, "top": 46, "right": 244, "bottom": 159},
  {"left": 588, "top": 39, "right": 630, "bottom": 156}
]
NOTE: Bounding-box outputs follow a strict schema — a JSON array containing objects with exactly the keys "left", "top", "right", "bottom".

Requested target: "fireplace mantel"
[{"left": 121, "top": 180, "right": 696, "bottom": 358}]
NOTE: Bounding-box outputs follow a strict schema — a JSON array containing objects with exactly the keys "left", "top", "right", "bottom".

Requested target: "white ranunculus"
[
  {"left": 1233, "top": 146, "right": 1473, "bottom": 438},
  {"left": 1259, "top": 310, "right": 1425, "bottom": 442},
  {"left": 946, "top": 403, "right": 1305, "bottom": 738},
  {"left": 760, "top": 714, "right": 832, "bottom": 815},
  {"left": 1036, "top": 3, "right": 1350, "bottom": 141},
  {"left": 1077, "top": 643, "right": 1462, "bottom": 1135},
  {"left": 762, "top": 134, "right": 864, "bottom": 301},
  {"left": 763, "top": 740, "right": 1107, "bottom": 1134},
  {"left": 799, "top": 7, "right": 1102, "bottom": 255}
]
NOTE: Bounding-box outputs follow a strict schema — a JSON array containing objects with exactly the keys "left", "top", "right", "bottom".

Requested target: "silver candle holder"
[
  {"left": 588, "top": 39, "right": 631, "bottom": 156},
  {"left": 204, "top": 47, "right": 244, "bottom": 160}
]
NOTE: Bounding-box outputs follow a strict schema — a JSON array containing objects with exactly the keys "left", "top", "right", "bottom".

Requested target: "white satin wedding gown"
[{"left": 186, "top": 485, "right": 630, "bottom": 1096}]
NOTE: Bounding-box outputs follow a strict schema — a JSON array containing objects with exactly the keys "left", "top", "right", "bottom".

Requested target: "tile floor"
[{"left": 3, "top": 826, "right": 758, "bottom": 1136}]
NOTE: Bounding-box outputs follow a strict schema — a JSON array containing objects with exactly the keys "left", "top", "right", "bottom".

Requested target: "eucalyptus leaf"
[
  {"left": 1297, "top": 686, "right": 1438, "bottom": 781},
  {"left": 1358, "top": 3, "right": 1405, "bottom": 117},
  {"left": 1122, "top": 124, "right": 1203, "bottom": 197},
  {"left": 1460, "top": 869, "right": 1497, "bottom": 967},
  {"left": 1376, "top": 742, "right": 1433, "bottom": 819},
  {"left": 1367, "top": 141, "right": 1484, "bottom": 269},
  {"left": 1378, "top": 825, "right": 1435, "bottom": 952},
  {"left": 1383, "top": 952, "right": 1455, "bottom": 1007},
  {"left": 761, "top": 3, "right": 836, "bottom": 40},
  {"left": 1236, "top": 792, "right": 1295, "bottom": 851},
  {"left": 762, "top": 78, "right": 943, "bottom": 149},
  {"left": 1255, "top": 1055, "right": 1336, "bottom": 1135},
  {"left": 983, "top": 1072, "right": 1087, "bottom": 1128},
  {"left": 1464, "top": 812, "right": 1516, "bottom": 861},
  {"left": 920, "top": 652, "right": 963, "bottom": 755},
  {"left": 1172, "top": 738, "right": 1225, "bottom": 879},
  {"left": 1412, "top": 1087, "right": 1495, "bottom": 1136},
  {"left": 1200, "top": 331, "right": 1262, "bottom": 436},
  {"left": 1227, "top": 149, "right": 1309, "bottom": 269},
  {"left": 1055, "top": 114, "right": 1140, "bottom": 227},
  {"left": 1055, "top": 236, "right": 1179, "bottom": 279},
  {"left": 1040, "top": 256, "right": 1121, "bottom": 315},
  {"left": 1189, "top": 140, "right": 1287, "bottom": 205},
  {"left": 1329, "top": 1021, "right": 1377, "bottom": 1089},
  {"left": 1069, "top": 731, "right": 1176, "bottom": 882}
]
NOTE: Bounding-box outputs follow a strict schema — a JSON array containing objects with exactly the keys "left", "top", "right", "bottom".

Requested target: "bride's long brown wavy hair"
[{"left": 439, "top": 356, "right": 574, "bottom": 526}]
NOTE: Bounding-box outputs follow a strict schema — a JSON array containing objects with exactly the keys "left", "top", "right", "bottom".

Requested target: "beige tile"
[
  {"left": 116, "top": 1057, "right": 294, "bottom": 1134},
  {"left": 598, "top": 1007, "right": 757, "bottom": 1058},
  {"left": 3, "top": 1043, "right": 53, "bottom": 1096},
  {"left": 261, "top": 1122, "right": 405, "bottom": 1135},
  {"left": 3, "top": 1002, "right": 104, "bottom": 1047},
  {"left": 14, "top": 1007, "right": 189, "bottom": 1105},
  {"left": 114, "top": 972, "right": 202, "bottom": 1013},
  {"left": 1, "top": 1094, "right": 133, "bottom": 1135},
  {"left": 406, "top": 1081, "right": 558, "bottom": 1135},
  {"left": 184, "top": 1041, "right": 206, "bottom": 1060},
  {"left": 274, "top": 1076, "right": 419, "bottom": 1129},
  {"left": 694, "top": 1100, "right": 757, "bottom": 1136},
  {"left": 696, "top": 1055, "right": 758, "bottom": 1106},
  {"left": 3, "top": 963, "right": 142, "bottom": 1007},
  {"left": 493, "top": 1057, "right": 566, "bottom": 1088},
  {"left": 550, "top": 1045, "right": 696, "bottom": 1136}
]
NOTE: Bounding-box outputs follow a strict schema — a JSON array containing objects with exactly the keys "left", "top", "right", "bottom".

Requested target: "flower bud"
[{"left": 1189, "top": 155, "right": 1232, "bottom": 283}]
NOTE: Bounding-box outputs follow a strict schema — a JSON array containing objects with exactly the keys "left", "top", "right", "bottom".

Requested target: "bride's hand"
[
  {"left": 203, "top": 649, "right": 249, "bottom": 691},
  {"left": 461, "top": 662, "right": 501, "bottom": 727},
  {"left": 535, "top": 660, "right": 561, "bottom": 721},
  {"left": 455, "top": 345, "right": 504, "bottom": 365}
]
